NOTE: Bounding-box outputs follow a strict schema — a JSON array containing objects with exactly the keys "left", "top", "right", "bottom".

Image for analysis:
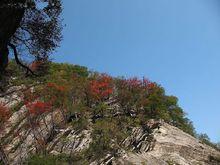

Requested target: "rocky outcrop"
[
  {"left": 1, "top": 111, "right": 220, "bottom": 165},
  {"left": 1, "top": 91, "right": 220, "bottom": 165},
  {"left": 116, "top": 121, "right": 220, "bottom": 165},
  {"left": 88, "top": 120, "right": 220, "bottom": 165},
  {"left": 0, "top": 107, "right": 92, "bottom": 164},
  {"left": 47, "top": 128, "right": 92, "bottom": 155},
  {"left": 0, "top": 85, "right": 24, "bottom": 108},
  {"left": 122, "top": 120, "right": 160, "bottom": 153}
]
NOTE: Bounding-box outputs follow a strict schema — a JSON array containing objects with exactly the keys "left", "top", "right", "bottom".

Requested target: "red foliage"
[
  {"left": 29, "top": 60, "right": 45, "bottom": 72},
  {"left": 89, "top": 74, "right": 113, "bottom": 100},
  {"left": 26, "top": 101, "right": 51, "bottom": 117},
  {"left": 47, "top": 82, "right": 57, "bottom": 88},
  {"left": 123, "top": 77, "right": 156, "bottom": 90},
  {"left": 47, "top": 82, "right": 66, "bottom": 92},
  {"left": 142, "top": 77, "right": 156, "bottom": 89},
  {"left": 23, "top": 89, "right": 38, "bottom": 105},
  {"left": 126, "top": 77, "right": 142, "bottom": 88}
]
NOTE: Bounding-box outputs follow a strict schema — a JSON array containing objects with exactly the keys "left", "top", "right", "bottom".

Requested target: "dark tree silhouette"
[{"left": 0, "top": 0, "right": 62, "bottom": 74}]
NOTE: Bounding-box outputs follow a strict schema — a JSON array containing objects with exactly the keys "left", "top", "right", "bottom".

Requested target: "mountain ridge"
[{"left": 0, "top": 61, "right": 219, "bottom": 165}]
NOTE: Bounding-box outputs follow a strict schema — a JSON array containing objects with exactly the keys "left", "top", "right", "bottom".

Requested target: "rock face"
[
  {"left": 117, "top": 121, "right": 220, "bottom": 165},
  {"left": 0, "top": 86, "right": 24, "bottom": 108},
  {"left": 0, "top": 107, "right": 92, "bottom": 164},
  {"left": 2, "top": 114, "right": 220, "bottom": 165},
  {"left": 1, "top": 90, "right": 220, "bottom": 165}
]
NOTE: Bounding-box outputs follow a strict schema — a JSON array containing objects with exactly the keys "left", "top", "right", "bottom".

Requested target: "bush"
[
  {"left": 84, "top": 118, "right": 127, "bottom": 161},
  {"left": 5, "top": 61, "right": 201, "bottom": 163},
  {"left": 25, "top": 154, "right": 71, "bottom": 165},
  {"left": 71, "top": 117, "right": 89, "bottom": 131},
  {"left": 209, "top": 155, "right": 220, "bottom": 163}
]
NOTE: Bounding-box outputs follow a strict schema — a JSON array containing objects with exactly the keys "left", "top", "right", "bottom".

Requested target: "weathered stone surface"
[
  {"left": 122, "top": 127, "right": 155, "bottom": 153},
  {"left": 0, "top": 86, "right": 24, "bottom": 108},
  {"left": 48, "top": 128, "right": 92, "bottom": 155},
  {"left": 117, "top": 122, "right": 220, "bottom": 165},
  {"left": 1, "top": 90, "right": 220, "bottom": 165}
]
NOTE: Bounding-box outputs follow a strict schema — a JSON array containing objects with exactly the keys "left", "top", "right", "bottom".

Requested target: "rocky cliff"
[
  {"left": 1, "top": 87, "right": 220, "bottom": 165},
  {"left": 118, "top": 122, "right": 220, "bottom": 165}
]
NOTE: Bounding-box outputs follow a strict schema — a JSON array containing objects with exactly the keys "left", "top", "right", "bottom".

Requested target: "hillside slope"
[
  {"left": 0, "top": 62, "right": 220, "bottom": 165},
  {"left": 0, "top": 87, "right": 220, "bottom": 165},
  {"left": 118, "top": 122, "right": 220, "bottom": 165}
]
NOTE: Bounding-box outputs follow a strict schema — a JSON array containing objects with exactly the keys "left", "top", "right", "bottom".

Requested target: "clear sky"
[{"left": 54, "top": 0, "right": 220, "bottom": 142}]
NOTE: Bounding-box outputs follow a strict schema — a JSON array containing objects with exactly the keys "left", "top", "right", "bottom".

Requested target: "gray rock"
[
  {"left": 118, "top": 122, "right": 220, "bottom": 165},
  {"left": 1, "top": 89, "right": 220, "bottom": 165}
]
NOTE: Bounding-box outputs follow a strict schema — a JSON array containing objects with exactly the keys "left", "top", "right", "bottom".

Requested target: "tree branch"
[{"left": 8, "top": 43, "right": 36, "bottom": 76}]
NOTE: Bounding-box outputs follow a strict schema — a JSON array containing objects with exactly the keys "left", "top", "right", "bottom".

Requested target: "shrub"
[
  {"left": 84, "top": 118, "right": 128, "bottom": 161},
  {"left": 25, "top": 154, "right": 72, "bottom": 165},
  {"left": 209, "top": 155, "right": 220, "bottom": 163},
  {"left": 26, "top": 101, "right": 52, "bottom": 117},
  {"left": 71, "top": 117, "right": 89, "bottom": 131},
  {"left": 89, "top": 74, "right": 113, "bottom": 102}
]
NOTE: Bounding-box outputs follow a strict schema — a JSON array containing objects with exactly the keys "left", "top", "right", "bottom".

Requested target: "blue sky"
[{"left": 54, "top": 0, "right": 220, "bottom": 142}]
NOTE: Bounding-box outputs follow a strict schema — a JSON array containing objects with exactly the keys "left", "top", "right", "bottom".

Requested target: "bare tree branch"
[{"left": 8, "top": 43, "right": 37, "bottom": 76}]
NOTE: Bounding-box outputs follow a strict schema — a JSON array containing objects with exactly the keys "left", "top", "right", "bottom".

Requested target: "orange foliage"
[
  {"left": 142, "top": 77, "right": 156, "bottom": 89},
  {"left": 29, "top": 60, "right": 44, "bottom": 72},
  {"left": 47, "top": 82, "right": 66, "bottom": 92},
  {"left": 122, "top": 77, "right": 156, "bottom": 90},
  {"left": 89, "top": 74, "right": 113, "bottom": 100},
  {"left": 26, "top": 101, "right": 51, "bottom": 117}
]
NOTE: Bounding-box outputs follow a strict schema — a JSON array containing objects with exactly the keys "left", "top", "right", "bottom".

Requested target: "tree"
[
  {"left": 89, "top": 74, "right": 113, "bottom": 102},
  {"left": 115, "top": 77, "right": 157, "bottom": 116},
  {"left": 0, "top": 0, "right": 62, "bottom": 74},
  {"left": 198, "top": 133, "right": 211, "bottom": 144},
  {"left": 216, "top": 142, "right": 220, "bottom": 150}
]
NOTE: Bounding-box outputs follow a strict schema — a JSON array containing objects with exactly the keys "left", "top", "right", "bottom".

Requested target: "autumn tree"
[
  {"left": 115, "top": 77, "right": 156, "bottom": 116},
  {"left": 89, "top": 74, "right": 113, "bottom": 102},
  {"left": 45, "top": 82, "right": 70, "bottom": 121},
  {"left": 0, "top": 0, "right": 62, "bottom": 74},
  {"left": 87, "top": 74, "right": 113, "bottom": 119},
  {"left": 25, "top": 100, "right": 52, "bottom": 153}
]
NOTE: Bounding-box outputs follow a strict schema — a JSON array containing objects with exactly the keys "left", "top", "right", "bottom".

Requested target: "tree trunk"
[
  {"left": 0, "top": 45, "right": 8, "bottom": 72},
  {"left": 0, "top": 0, "right": 25, "bottom": 71}
]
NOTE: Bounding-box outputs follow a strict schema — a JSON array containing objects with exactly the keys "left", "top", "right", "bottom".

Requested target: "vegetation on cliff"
[{"left": 0, "top": 61, "right": 219, "bottom": 164}]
